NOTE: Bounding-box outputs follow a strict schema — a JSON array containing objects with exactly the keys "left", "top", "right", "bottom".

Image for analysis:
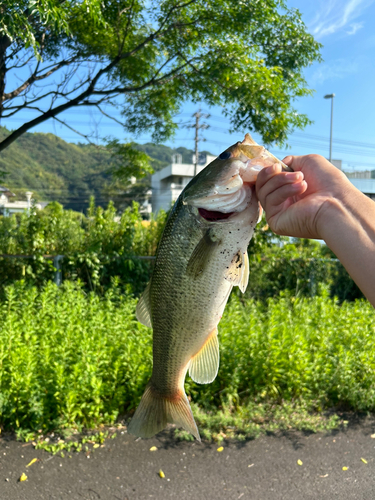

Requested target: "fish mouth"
[
  {"left": 183, "top": 132, "right": 290, "bottom": 216},
  {"left": 198, "top": 208, "right": 235, "bottom": 222},
  {"left": 189, "top": 179, "right": 253, "bottom": 217}
]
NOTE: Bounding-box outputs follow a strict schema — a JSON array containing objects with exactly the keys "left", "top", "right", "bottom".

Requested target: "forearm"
[{"left": 318, "top": 189, "right": 375, "bottom": 307}]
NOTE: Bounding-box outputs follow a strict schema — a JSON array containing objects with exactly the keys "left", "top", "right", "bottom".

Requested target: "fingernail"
[
  {"left": 271, "top": 163, "right": 282, "bottom": 173},
  {"left": 283, "top": 156, "right": 292, "bottom": 165},
  {"left": 286, "top": 171, "right": 303, "bottom": 181}
]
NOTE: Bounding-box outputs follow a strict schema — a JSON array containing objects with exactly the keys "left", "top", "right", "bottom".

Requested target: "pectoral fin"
[
  {"left": 136, "top": 282, "right": 152, "bottom": 328},
  {"left": 224, "top": 250, "right": 249, "bottom": 293},
  {"left": 186, "top": 230, "right": 221, "bottom": 279},
  {"left": 189, "top": 328, "right": 219, "bottom": 384},
  {"left": 239, "top": 251, "right": 249, "bottom": 293}
]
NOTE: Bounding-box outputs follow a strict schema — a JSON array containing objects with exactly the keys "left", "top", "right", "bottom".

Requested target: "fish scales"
[
  {"left": 151, "top": 196, "right": 241, "bottom": 393},
  {"left": 128, "top": 133, "right": 291, "bottom": 440}
]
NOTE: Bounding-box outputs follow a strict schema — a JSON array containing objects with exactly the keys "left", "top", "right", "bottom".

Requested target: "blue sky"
[{"left": 4, "top": 0, "right": 375, "bottom": 172}]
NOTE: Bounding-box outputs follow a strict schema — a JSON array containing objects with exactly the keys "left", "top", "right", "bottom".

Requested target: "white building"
[
  {"left": 346, "top": 170, "right": 372, "bottom": 179},
  {"left": 343, "top": 167, "right": 375, "bottom": 200},
  {"left": 0, "top": 187, "right": 43, "bottom": 216},
  {"left": 151, "top": 153, "right": 216, "bottom": 213},
  {"left": 348, "top": 178, "right": 375, "bottom": 200}
]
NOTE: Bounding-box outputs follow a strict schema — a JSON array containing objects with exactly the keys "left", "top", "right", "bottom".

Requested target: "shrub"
[
  {"left": 0, "top": 201, "right": 168, "bottom": 296},
  {"left": 0, "top": 281, "right": 152, "bottom": 431},
  {"left": 0, "top": 203, "right": 362, "bottom": 300},
  {"left": 0, "top": 283, "right": 374, "bottom": 435}
]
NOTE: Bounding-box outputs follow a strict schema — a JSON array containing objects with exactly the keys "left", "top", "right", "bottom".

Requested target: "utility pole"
[
  {"left": 192, "top": 110, "right": 210, "bottom": 176},
  {"left": 324, "top": 93, "right": 335, "bottom": 163}
]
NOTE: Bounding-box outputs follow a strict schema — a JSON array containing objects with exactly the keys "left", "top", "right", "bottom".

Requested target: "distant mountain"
[
  {"left": 0, "top": 127, "right": 112, "bottom": 211},
  {"left": 0, "top": 127, "right": 212, "bottom": 212}
]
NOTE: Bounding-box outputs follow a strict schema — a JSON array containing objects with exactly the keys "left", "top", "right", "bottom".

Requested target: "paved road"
[{"left": 1, "top": 417, "right": 375, "bottom": 499}]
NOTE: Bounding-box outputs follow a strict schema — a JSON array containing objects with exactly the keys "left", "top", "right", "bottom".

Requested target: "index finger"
[
  {"left": 256, "top": 163, "right": 283, "bottom": 192},
  {"left": 282, "top": 155, "right": 307, "bottom": 173},
  {"left": 256, "top": 163, "right": 304, "bottom": 201}
]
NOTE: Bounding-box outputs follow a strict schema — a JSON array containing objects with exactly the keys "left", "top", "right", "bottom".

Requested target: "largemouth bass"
[{"left": 128, "top": 134, "right": 291, "bottom": 441}]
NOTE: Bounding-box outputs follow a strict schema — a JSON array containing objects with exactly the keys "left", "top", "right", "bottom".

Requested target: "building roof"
[
  {"left": 151, "top": 163, "right": 206, "bottom": 182},
  {"left": 0, "top": 186, "right": 15, "bottom": 196},
  {"left": 151, "top": 155, "right": 217, "bottom": 183}
]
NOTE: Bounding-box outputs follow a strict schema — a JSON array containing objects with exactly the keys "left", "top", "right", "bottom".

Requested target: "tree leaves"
[
  {"left": 1, "top": 0, "right": 322, "bottom": 150},
  {"left": 107, "top": 140, "right": 153, "bottom": 181}
]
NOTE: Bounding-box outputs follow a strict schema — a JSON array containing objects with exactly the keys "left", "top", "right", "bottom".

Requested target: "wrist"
[
  {"left": 317, "top": 187, "right": 375, "bottom": 249},
  {"left": 316, "top": 197, "right": 348, "bottom": 244},
  {"left": 315, "top": 187, "right": 375, "bottom": 306}
]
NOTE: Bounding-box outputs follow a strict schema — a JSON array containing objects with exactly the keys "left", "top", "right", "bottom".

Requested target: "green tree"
[
  {"left": 0, "top": 0, "right": 321, "bottom": 154},
  {"left": 103, "top": 140, "right": 153, "bottom": 211}
]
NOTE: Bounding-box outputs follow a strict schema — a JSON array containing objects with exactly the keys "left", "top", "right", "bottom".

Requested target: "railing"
[
  {"left": 0, "top": 254, "right": 64, "bottom": 285},
  {"left": 0, "top": 254, "right": 156, "bottom": 286}
]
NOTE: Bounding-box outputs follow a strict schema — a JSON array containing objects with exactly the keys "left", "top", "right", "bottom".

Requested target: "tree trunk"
[{"left": 0, "top": 35, "right": 11, "bottom": 119}]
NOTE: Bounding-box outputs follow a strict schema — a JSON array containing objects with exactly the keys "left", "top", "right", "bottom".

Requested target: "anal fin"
[{"left": 189, "top": 328, "right": 219, "bottom": 384}]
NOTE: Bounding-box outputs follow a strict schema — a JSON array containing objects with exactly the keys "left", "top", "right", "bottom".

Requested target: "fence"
[
  {"left": 0, "top": 254, "right": 362, "bottom": 302},
  {"left": 0, "top": 254, "right": 155, "bottom": 287},
  {"left": 0, "top": 254, "right": 65, "bottom": 285}
]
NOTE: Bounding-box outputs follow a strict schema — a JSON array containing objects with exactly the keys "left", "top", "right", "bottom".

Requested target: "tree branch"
[
  {"left": 52, "top": 116, "right": 96, "bottom": 144},
  {"left": 95, "top": 105, "right": 124, "bottom": 126},
  {"left": 158, "top": 0, "right": 199, "bottom": 32},
  {"left": 92, "top": 57, "right": 197, "bottom": 95},
  {"left": 2, "top": 56, "right": 80, "bottom": 101}
]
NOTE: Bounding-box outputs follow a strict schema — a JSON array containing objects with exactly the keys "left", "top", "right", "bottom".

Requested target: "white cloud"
[
  {"left": 346, "top": 22, "right": 364, "bottom": 34},
  {"left": 310, "top": 59, "right": 359, "bottom": 85},
  {"left": 309, "top": 0, "right": 373, "bottom": 38}
]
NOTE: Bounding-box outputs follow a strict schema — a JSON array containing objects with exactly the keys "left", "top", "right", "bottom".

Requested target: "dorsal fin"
[
  {"left": 136, "top": 282, "right": 152, "bottom": 328},
  {"left": 189, "top": 328, "right": 219, "bottom": 384},
  {"left": 241, "top": 133, "right": 258, "bottom": 146}
]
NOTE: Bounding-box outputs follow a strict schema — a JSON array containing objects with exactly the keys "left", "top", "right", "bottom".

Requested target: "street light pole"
[
  {"left": 324, "top": 93, "right": 335, "bottom": 163},
  {"left": 25, "top": 191, "right": 33, "bottom": 215}
]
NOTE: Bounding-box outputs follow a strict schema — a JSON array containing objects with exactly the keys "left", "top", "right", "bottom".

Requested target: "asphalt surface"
[{"left": 1, "top": 417, "right": 375, "bottom": 499}]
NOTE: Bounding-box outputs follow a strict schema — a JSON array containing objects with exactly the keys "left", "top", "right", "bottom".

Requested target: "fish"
[{"left": 127, "top": 133, "right": 291, "bottom": 441}]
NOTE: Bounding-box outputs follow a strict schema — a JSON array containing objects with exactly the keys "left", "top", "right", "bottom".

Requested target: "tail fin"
[{"left": 127, "top": 382, "right": 200, "bottom": 441}]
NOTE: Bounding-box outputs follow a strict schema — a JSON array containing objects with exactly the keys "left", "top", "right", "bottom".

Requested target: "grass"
[
  {"left": 0, "top": 280, "right": 152, "bottom": 433},
  {"left": 0, "top": 281, "right": 375, "bottom": 443},
  {"left": 175, "top": 399, "right": 343, "bottom": 442}
]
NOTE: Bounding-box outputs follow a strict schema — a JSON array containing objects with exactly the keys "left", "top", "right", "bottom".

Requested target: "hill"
[{"left": 0, "top": 127, "right": 211, "bottom": 212}]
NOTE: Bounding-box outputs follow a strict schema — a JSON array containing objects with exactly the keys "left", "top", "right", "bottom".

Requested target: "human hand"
[{"left": 255, "top": 154, "right": 355, "bottom": 240}]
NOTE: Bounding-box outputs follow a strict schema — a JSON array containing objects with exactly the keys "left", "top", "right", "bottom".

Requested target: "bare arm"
[{"left": 256, "top": 155, "right": 375, "bottom": 307}]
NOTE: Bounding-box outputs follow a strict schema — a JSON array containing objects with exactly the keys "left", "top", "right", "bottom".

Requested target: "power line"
[
  {"left": 292, "top": 132, "right": 375, "bottom": 150},
  {"left": 4, "top": 113, "right": 375, "bottom": 151}
]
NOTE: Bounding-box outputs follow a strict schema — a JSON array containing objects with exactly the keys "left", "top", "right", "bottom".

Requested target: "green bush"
[
  {"left": 245, "top": 225, "right": 363, "bottom": 301},
  {"left": 208, "top": 292, "right": 375, "bottom": 411},
  {"left": 0, "top": 200, "right": 167, "bottom": 296},
  {"left": 0, "top": 283, "right": 374, "bottom": 435},
  {"left": 0, "top": 281, "right": 152, "bottom": 432},
  {"left": 0, "top": 202, "right": 362, "bottom": 300}
]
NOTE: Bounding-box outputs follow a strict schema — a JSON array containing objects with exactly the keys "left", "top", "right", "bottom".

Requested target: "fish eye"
[{"left": 219, "top": 151, "right": 231, "bottom": 160}]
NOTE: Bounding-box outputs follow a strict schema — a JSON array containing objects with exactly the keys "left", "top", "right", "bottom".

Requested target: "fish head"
[{"left": 182, "top": 133, "right": 290, "bottom": 222}]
